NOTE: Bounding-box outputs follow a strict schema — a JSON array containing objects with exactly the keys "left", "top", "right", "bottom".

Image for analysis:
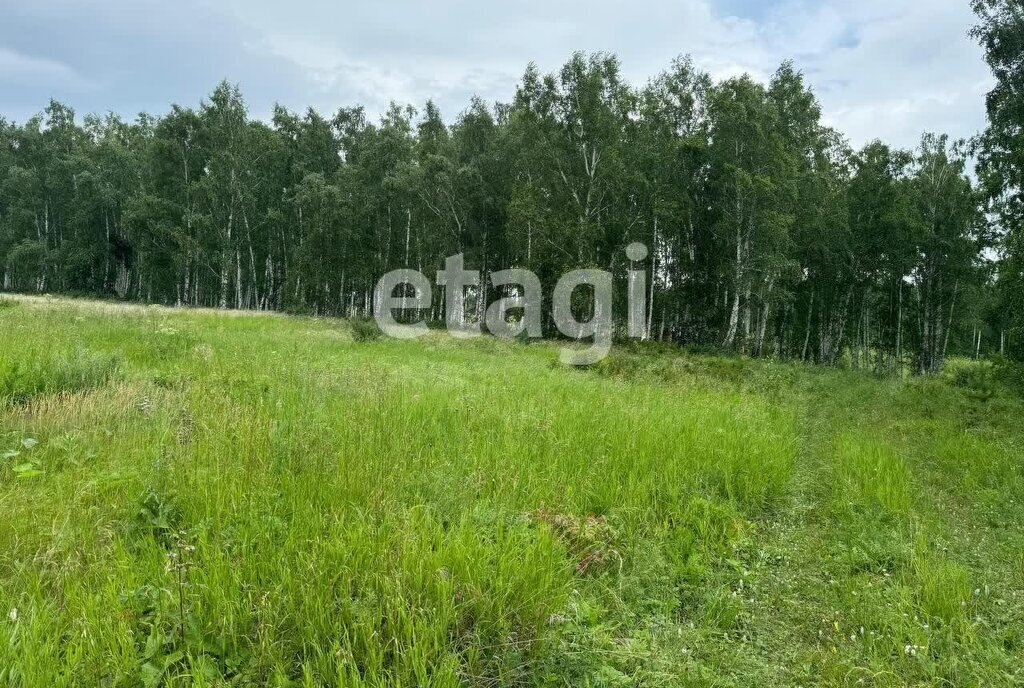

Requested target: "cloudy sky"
[{"left": 0, "top": 0, "right": 991, "bottom": 149}]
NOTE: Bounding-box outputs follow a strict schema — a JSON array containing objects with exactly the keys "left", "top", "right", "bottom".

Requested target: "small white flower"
[{"left": 8, "top": 608, "right": 16, "bottom": 622}]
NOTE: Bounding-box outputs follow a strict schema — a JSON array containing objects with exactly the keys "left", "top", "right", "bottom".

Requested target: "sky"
[{"left": 0, "top": 0, "right": 992, "bottom": 150}]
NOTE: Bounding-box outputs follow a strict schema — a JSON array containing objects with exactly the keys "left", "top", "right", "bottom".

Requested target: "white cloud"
[
  {"left": 232, "top": 0, "right": 989, "bottom": 148},
  {"left": 0, "top": 47, "right": 91, "bottom": 88},
  {"left": 762, "top": 0, "right": 992, "bottom": 147},
  {"left": 0, "top": 0, "right": 992, "bottom": 150}
]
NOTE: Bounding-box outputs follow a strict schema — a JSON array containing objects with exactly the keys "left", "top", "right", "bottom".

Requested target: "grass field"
[{"left": 0, "top": 294, "right": 1022, "bottom": 687}]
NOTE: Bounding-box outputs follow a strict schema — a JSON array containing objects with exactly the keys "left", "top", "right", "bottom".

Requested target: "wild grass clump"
[
  {"left": 833, "top": 433, "right": 912, "bottom": 516},
  {"left": 944, "top": 357, "right": 998, "bottom": 403},
  {"left": 0, "top": 348, "right": 120, "bottom": 404},
  {"left": 991, "top": 354, "right": 1024, "bottom": 397},
  {"left": 349, "top": 316, "right": 383, "bottom": 342}
]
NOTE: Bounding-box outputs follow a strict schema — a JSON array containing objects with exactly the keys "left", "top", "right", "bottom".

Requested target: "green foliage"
[
  {"left": 972, "top": 1, "right": 1024, "bottom": 358},
  {"left": 0, "top": 348, "right": 120, "bottom": 404},
  {"left": 349, "top": 317, "right": 383, "bottom": 342},
  {"left": 991, "top": 354, "right": 1024, "bottom": 396},
  {"left": 0, "top": 52, "right": 998, "bottom": 371},
  {"left": 0, "top": 299, "right": 1022, "bottom": 686},
  {"left": 947, "top": 358, "right": 998, "bottom": 403}
]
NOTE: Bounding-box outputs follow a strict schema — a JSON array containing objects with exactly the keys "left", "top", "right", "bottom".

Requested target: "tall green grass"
[
  {"left": 0, "top": 298, "right": 1021, "bottom": 686},
  {"left": 0, "top": 349, "right": 120, "bottom": 404}
]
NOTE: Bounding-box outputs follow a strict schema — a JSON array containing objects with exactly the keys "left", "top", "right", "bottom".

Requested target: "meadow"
[{"left": 0, "top": 294, "right": 1021, "bottom": 687}]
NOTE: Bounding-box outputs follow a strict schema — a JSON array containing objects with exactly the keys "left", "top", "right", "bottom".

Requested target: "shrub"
[
  {"left": 949, "top": 360, "right": 997, "bottom": 403},
  {"left": 991, "top": 354, "right": 1024, "bottom": 397},
  {"left": 349, "top": 317, "right": 383, "bottom": 342}
]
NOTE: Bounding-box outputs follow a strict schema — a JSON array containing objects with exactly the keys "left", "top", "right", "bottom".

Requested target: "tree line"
[{"left": 0, "top": 46, "right": 1017, "bottom": 371}]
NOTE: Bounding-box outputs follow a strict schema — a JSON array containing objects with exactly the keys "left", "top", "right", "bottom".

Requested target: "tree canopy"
[{"left": 0, "top": 51, "right": 1009, "bottom": 370}]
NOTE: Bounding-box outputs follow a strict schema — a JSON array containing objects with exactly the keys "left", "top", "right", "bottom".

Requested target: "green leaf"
[
  {"left": 162, "top": 650, "right": 184, "bottom": 669},
  {"left": 13, "top": 462, "right": 42, "bottom": 478},
  {"left": 144, "top": 629, "right": 162, "bottom": 660},
  {"left": 140, "top": 661, "right": 163, "bottom": 688}
]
